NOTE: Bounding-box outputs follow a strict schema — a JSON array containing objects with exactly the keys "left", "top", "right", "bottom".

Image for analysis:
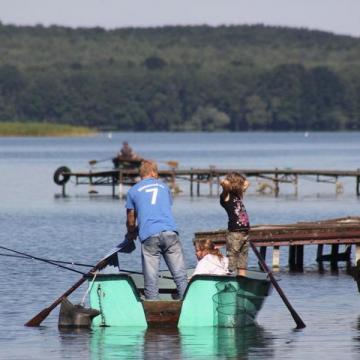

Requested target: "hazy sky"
[{"left": 0, "top": 0, "right": 359, "bottom": 37}]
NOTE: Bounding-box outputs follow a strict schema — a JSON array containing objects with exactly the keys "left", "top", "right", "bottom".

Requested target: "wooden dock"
[
  {"left": 194, "top": 217, "right": 360, "bottom": 272},
  {"left": 54, "top": 166, "right": 360, "bottom": 197}
]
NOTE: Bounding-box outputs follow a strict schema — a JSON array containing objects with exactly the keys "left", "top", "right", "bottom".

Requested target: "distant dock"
[
  {"left": 194, "top": 216, "right": 360, "bottom": 272},
  {"left": 54, "top": 166, "right": 360, "bottom": 197}
]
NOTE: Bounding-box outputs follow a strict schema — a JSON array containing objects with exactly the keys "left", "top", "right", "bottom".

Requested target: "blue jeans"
[{"left": 141, "top": 231, "right": 188, "bottom": 300}]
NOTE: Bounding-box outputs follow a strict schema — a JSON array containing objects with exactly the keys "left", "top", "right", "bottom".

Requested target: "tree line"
[{"left": 0, "top": 23, "right": 360, "bottom": 131}]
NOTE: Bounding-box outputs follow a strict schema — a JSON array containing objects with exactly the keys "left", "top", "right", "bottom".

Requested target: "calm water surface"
[{"left": 1, "top": 132, "right": 360, "bottom": 359}]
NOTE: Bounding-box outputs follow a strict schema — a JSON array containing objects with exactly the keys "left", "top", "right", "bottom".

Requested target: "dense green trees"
[{"left": 0, "top": 23, "right": 360, "bottom": 131}]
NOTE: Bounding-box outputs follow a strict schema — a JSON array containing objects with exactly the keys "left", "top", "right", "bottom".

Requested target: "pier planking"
[
  {"left": 55, "top": 167, "right": 360, "bottom": 197},
  {"left": 194, "top": 217, "right": 360, "bottom": 272}
]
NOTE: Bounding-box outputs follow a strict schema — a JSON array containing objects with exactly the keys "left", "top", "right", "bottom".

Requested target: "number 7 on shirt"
[{"left": 145, "top": 187, "right": 158, "bottom": 205}]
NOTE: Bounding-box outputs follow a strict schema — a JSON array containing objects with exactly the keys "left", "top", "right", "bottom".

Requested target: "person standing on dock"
[
  {"left": 220, "top": 172, "right": 250, "bottom": 276},
  {"left": 125, "top": 160, "right": 188, "bottom": 300}
]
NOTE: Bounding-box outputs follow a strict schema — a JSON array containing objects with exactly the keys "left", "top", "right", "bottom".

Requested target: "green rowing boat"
[{"left": 87, "top": 270, "right": 271, "bottom": 328}]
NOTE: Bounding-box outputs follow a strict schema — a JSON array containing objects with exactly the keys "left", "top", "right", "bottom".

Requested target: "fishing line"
[
  {"left": 0, "top": 246, "right": 86, "bottom": 275},
  {"left": 0, "top": 252, "right": 93, "bottom": 267}
]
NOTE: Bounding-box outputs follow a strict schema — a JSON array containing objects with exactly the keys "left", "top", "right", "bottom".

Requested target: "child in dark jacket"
[{"left": 220, "top": 172, "right": 250, "bottom": 276}]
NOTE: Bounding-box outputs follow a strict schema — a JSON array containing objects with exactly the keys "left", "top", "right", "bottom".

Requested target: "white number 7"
[{"left": 145, "top": 188, "right": 158, "bottom": 205}]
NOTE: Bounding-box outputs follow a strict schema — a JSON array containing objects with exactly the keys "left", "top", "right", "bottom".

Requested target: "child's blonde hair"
[
  {"left": 225, "top": 172, "right": 248, "bottom": 198},
  {"left": 195, "top": 239, "right": 223, "bottom": 260},
  {"left": 139, "top": 160, "right": 158, "bottom": 178}
]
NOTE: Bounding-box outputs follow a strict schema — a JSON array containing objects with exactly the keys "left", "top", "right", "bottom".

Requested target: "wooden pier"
[
  {"left": 194, "top": 217, "right": 360, "bottom": 272},
  {"left": 54, "top": 166, "right": 360, "bottom": 197}
]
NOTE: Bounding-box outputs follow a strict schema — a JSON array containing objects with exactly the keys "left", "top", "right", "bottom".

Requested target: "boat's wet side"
[{"left": 88, "top": 272, "right": 271, "bottom": 328}]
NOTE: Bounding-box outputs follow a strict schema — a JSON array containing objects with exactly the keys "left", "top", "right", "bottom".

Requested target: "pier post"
[
  {"left": 345, "top": 245, "right": 352, "bottom": 274},
  {"left": 295, "top": 245, "right": 304, "bottom": 272},
  {"left": 274, "top": 168, "right": 279, "bottom": 197},
  {"left": 355, "top": 244, "right": 360, "bottom": 265},
  {"left": 209, "top": 166, "right": 215, "bottom": 197},
  {"left": 88, "top": 169, "right": 95, "bottom": 194},
  {"left": 288, "top": 245, "right": 296, "bottom": 271},
  {"left": 112, "top": 176, "right": 116, "bottom": 198},
  {"left": 118, "top": 171, "right": 123, "bottom": 199},
  {"left": 170, "top": 170, "right": 176, "bottom": 194},
  {"left": 272, "top": 246, "right": 280, "bottom": 270},
  {"left": 197, "top": 175, "right": 200, "bottom": 196},
  {"left": 316, "top": 244, "right": 324, "bottom": 272},
  {"left": 294, "top": 175, "right": 298, "bottom": 197},
  {"left": 356, "top": 170, "right": 360, "bottom": 196},
  {"left": 288, "top": 245, "right": 303, "bottom": 272},
  {"left": 216, "top": 174, "right": 220, "bottom": 196},
  {"left": 190, "top": 172, "right": 194, "bottom": 197},
  {"left": 330, "top": 244, "right": 339, "bottom": 271},
  {"left": 258, "top": 247, "right": 267, "bottom": 271},
  {"left": 260, "top": 247, "right": 267, "bottom": 260}
]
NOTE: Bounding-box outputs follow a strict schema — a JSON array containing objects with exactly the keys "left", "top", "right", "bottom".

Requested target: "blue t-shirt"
[{"left": 126, "top": 177, "right": 177, "bottom": 241}]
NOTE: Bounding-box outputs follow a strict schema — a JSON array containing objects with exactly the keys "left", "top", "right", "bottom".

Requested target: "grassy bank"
[{"left": 0, "top": 122, "right": 97, "bottom": 136}]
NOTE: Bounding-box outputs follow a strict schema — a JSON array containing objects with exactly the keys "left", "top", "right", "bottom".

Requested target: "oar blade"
[
  {"left": 24, "top": 237, "right": 131, "bottom": 327},
  {"left": 25, "top": 308, "right": 51, "bottom": 327}
]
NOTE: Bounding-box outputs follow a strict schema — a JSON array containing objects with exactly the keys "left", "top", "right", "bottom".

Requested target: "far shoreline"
[{"left": 0, "top": 122, "right": 97, "bottom": 137}]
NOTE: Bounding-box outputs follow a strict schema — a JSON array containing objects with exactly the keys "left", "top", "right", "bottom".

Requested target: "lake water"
[{"left": 1, "top": 132, "right": 360, "bottom": 360}]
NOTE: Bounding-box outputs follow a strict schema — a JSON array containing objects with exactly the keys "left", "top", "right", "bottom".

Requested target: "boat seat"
[{"left": 137, "top": 288, "right": 178, "bottom": 295}]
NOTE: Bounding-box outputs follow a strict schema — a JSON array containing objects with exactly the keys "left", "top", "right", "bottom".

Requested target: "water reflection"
[
  {"left": 180, "top": 326, "right": 274, "bottom": 359},
  {"left": 90, "top": 327, "right": 146, "bottom": 360},
  {"left": 78, "top": 325, "right": 274, "bottom": 360},
  {"left": 352, "top": 315, "right": 360, "bottom": 352},
  {"left": 144, "top": 327, "right": 182, "bottom": 360},
  {"left": 58, "top": 327, "right": 92, "bottom": 359}
]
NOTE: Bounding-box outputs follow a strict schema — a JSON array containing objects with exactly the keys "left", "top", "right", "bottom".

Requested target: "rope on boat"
[{"left": 80, "top": 271, "right": 98, "bottom": 306}]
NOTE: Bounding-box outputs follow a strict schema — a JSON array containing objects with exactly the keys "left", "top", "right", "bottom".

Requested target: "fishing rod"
[
  {"left": 0, "top": 246, "right": 85, "bottom": 275},
  {"left": 0, "top": 247, "right": 174, "bottom": 279},
  {"left": 0, "top": 252, "right": 93, "bottom": 268}
]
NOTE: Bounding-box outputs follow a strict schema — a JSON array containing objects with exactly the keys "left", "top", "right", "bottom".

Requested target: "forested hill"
[{"left": 1, "top": 23, "right": 360, "bottom": 131}]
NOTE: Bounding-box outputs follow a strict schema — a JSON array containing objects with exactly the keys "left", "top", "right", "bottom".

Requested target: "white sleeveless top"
[{"left": 192, "top": 254, "right": 229, "bottom": 276}]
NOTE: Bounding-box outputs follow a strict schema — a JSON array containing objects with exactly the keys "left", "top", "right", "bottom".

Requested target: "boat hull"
[{"left": 88, "top": 271, "right": 271, "bottom": 328}]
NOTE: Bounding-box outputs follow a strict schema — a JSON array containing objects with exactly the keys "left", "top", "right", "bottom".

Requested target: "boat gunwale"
[{"left": 85, "top": 272, "right": 271, "bottom": 300}]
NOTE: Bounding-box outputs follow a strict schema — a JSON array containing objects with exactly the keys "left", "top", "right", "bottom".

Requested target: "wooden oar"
[
  {"left": 249, "top": 240, "right": 306, "bottom": 329},
  {"left": 25, "top": 256, "right": 109, "bottom": 327},
  {"left": 88, "top": 157, "right": 113, "bottom": 166},
  {"left": 24, "top": 237, "right": 135, "bottom": 327}
]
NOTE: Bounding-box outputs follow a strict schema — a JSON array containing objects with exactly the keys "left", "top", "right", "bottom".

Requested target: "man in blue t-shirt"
[{"left": 126, "top": 160, "right": 188, "bottom": 300}]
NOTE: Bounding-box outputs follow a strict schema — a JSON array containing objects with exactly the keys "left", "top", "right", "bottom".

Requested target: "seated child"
[{"left": 192, "top": 239, "right": 229, "bottom": 276}]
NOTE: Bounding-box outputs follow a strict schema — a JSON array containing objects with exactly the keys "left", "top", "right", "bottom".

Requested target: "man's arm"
[{"left": 126, "top": 209, "right": 137, "bottom": 240}]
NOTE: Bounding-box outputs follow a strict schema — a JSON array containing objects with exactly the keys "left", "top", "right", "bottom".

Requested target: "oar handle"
[{"left": 249, "top": 241, "right": 306, "bottom": 329}]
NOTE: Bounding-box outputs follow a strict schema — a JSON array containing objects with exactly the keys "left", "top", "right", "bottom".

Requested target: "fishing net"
[{"left": 212, "top": 282, "right": 254, "bottom": 327}]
